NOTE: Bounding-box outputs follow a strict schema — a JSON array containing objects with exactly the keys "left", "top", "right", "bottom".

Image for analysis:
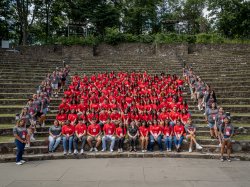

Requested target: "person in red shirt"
[
  {"left": 173, "top": 119, "right": 185, "bottom": 152},
  {"left": 68, "top": 109, "right": 78, "bottom": 124},
  {"left": 169, "top": 106, "right": 180, "bottom": 126},
  {"left": 62, "top": 120, "right": 75, "bottom": 155},
  {"left": 163, "top": 120, "right": 173, "bottom": 151},
  {"left": 139, "top": 121, "right": 149, "bottom": 152},
  {"left": 99, "top": 109, "right": 109, "bottom": 127},
  {"left": 149, "top": 119, "right": 163, "bottom": 152},
  {"left": 101, "top": 119, "right": 116, "bottom": 152},
  {"left": 59, "top": 99, "right": 70, "bottom": 112},
  {"left": 110, "top": 109, "right": 121, "bottom": 126},
  {"left": 87, "top": 120, "right": 101, "bottom": 152},
  {"left": 73, "top": 119, "right": 87, "bottom": 154},
  {"left": 116, "top": 122, "right": 126, "bottom": 153},
  {"left": 56, "top": 109, "right": 68, "bottom": 125},
  {"left": 180, "top": 108, "right": 191, "bottom": 125}
]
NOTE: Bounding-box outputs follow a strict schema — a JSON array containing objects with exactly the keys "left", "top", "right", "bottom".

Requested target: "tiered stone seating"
[{"left": 0, "top": 45, "right": 249, "bottom": 162}]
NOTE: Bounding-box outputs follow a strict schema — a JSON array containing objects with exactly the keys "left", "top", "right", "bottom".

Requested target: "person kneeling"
[
  {"left": 185, "top": 118, "right": 202, "bottom": 152},
  {"left": 87, "top": 120, "right": 102, "bottom": 152},
  {"left": 62, "top": 120, "right": 75, "bottom": 155},
  {"left": 102, "top": 119, "right": 116, "bottom": 152},
  {"left": 74, "top": 119, "right": 87, "bottom": 154}
]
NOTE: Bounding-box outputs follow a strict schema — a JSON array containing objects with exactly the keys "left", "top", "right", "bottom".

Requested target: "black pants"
[
  {"left": 129, "top": 137, "right": 137, "bottom": 147},
  {"left": 117, "top": 137, "right": 125, "bottom": 149}
]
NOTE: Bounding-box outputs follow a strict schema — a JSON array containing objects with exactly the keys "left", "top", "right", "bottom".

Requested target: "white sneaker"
[
  {"left": 101, "top": 148, "right": 106, "bottom": 152},
  {"left": 166, "top": 148, "right": 169, "bottom": 152},
  {"left": 25, "top": 144, "right": 30, "bottom": 148},
  {"left": 42, "top": 123, "right": 45, "bottom": 127},
  {"left": 20, "top": 160, "right": 26, "bottom": 164},
  {"left": 120, "top": 148, "right": 123, "bottom": 152},
  {"left": 63, "top": 151, "right": 67, "bottom": 155},
  {"left": 68, "top": 151, "right": 72, "bottom": 154},
  {"left": 94, "top": 148, "right": 98, "bottom": 152},
  {"left": 16, "top": 162, "right": 23, "bottom": 165},
  {"left": 30, "top": 136, "right": 36, "bottom": 142},
  {"left": 80, "top": 149, "right": 84, "bottom": 154},
  {"left": 196, "top": 144, "right": 203, "bottom": 150},
  {"left": 189, "top": 148, "right": 192, "bottom": 153},
  {"left": 110, "top": 149, "right": 114, "bottom": 152},
  {"left": 144, "top": 149, "right": 147, "bottom": 152},
  {"left": 169, "top": 149, "right": 171, "bottom": 152},
  {"left": 90, "top": 148, "right": 94, "bottom": 152},
  {"left": 219, "top": 143, "right": 222, "bottom": 147},
  {"left": 74, "top": 149, "right": 78, "bottom": 154},
  {"left": 142, "top": 150, "right": 144, "bottom": 153}
]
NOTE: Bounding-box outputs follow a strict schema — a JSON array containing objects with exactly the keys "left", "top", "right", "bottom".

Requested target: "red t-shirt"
[
  {"left": 59, "top": 103, "right": 70, "bottom": 111},
  {"left": 139, "top": 126, "right": 149, "bottom": 137},
  {"left": 174, "top": 125, "right": 184, "bottom": 135},
  {"left": 87, "top": 124, "right": 101, "bottom": 136},
  {"left": 56, "top": 114, "right": 68, "bottom": 122},
  {"left": 170, "top": 111, "right": 180, "bottom": 121},
  {"left": 116, "top": 127, "right": 127, "bottom": 136},
  {"left": 150, "top": 125, "right": 162, "bottom": 135},
  {"left": 103, "top": 123, "right": 116, "bottom": 135},
  {"left": 99, "top": 112, "right": 109, "bottom": 122},
  {"left": 163, "top": 126, "right": 173, "bottom": 136},
  {"left": 75, "top": 124, "right": 87, "bottom": 135},
  {"left": 62, "top": 125, "right": 75, "bottom": 136},
  {"left": 110, "top": 113, "right": 121, "bottom": 120},
  {"left": 68, "top": 113, "right": 78, "bottom": 122}
]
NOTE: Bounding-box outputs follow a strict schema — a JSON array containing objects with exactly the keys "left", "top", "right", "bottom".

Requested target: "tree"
[{"left": 208, "top": 0, "right": 250, "bottom": 38}]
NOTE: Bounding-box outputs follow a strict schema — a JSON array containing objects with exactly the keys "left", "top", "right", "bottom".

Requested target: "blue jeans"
[
  {"left": 149, "top": 135, "right": 163, "bottom": 151},
  {"left": 62, "top": 136, "right": 73, "bottom": 152},
  {"left": 102, "top": 135, "right": 115, "bottom": 150},
  {"left": 164, "top": 136, "right": 172, "bottom": 150},
  {"left": 48, "top": 136, "right": 61, "bottom": 152},
  {"left": 15, "top": 139, "right": 25, "bottom": 162},
  {"left": 73, "top": 136, "right": 87, "bottom": 150},
  {"left": 174, "top": 136, "right": 184, "bottom": 147}
]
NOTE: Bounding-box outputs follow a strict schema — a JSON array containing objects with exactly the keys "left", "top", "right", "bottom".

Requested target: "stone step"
[{"left": 0, "top": 98, "right": 61, "bottom": 105}]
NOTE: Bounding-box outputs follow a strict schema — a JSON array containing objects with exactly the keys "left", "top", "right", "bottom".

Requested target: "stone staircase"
[{"left": 0, "top": 45, "right": 250, "bottom": 162}]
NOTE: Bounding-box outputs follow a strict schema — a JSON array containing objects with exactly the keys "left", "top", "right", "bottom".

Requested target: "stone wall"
[{"left": 17, "top": 44, "right": 250, "bottom": 60}]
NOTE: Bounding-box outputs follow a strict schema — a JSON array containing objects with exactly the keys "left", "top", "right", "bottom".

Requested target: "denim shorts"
[{"left": 208, "top": 123, "right": 215, "bottom": 128}]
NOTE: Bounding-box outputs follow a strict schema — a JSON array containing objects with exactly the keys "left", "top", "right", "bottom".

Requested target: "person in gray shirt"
[
  {"left": 48, "top": 120, "right": 62, "bottom": 153},
  {"left": 13, "top": 119, "right": 28, "bottom": 165}
]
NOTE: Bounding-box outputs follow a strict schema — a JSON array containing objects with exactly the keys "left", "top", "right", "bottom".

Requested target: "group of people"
[
  {"left": 184, "top": 66, "right": 234, "bottom": 162},
  {"left": 49, "top": 71, "right": 203, "bottom": 155},
  {"left": 13, "top": 64, "right": 70, "bottom": 165}
]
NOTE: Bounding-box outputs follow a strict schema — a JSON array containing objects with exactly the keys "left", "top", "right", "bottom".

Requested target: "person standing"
[
  {"left": 13, "top": 119, "right": 28, "bottom": 165},
  {"left": 220, "top": 116, "right": 234, "bottom": 162}
]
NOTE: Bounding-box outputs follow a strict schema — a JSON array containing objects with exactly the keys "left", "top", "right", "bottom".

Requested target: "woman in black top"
[{"left": 127, "top": 121, "right": 139, "bottom": 152}]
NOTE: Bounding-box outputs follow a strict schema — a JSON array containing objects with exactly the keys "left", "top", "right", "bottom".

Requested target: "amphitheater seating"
[{"left": 0, "top": 46, "right": 249, "bottom": 162}]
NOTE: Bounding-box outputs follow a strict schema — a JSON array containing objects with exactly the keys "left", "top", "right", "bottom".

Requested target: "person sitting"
[
  {"left": 87, "top": 118, "right": 102, "bottom": 152},
  {"left": 128, "top": 121, "right": 139, "bottom": 152},
  {"left": 48, "top": 120, "right": 61, "bottom": 153},
  {"left": 163, "top": 120, "right": 173, "bottom": 152},
  {"left": 185, "top": 118, "right": 202, "bottom": 152},
  {"left": 139, "top": 121, "right": 149, "bottom": 153},
  {"left": 62, "top": 120, "right": 75, "bottom": 155},
  {"left": 73, "top": 119, "right": 87, "bottom": 154},
  {"left": 116, "top": 122, "right": 126, "bottom": 153},
  {"left": 149, "top": 119, "right": 163, "bottom": 152},
  {"left": 173, "top": 119, "right": 185, "bottom": 152},
  {"left": 102, "top": 119, "right": 116, "bottom": 152}
]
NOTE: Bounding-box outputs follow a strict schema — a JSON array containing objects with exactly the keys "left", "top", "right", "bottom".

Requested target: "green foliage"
[
  {"left": 49, "top": 35, "right": 99, "bottom": 46},
  {"left": 196, "top": 33, "right": 224, "bottom": 44}
]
